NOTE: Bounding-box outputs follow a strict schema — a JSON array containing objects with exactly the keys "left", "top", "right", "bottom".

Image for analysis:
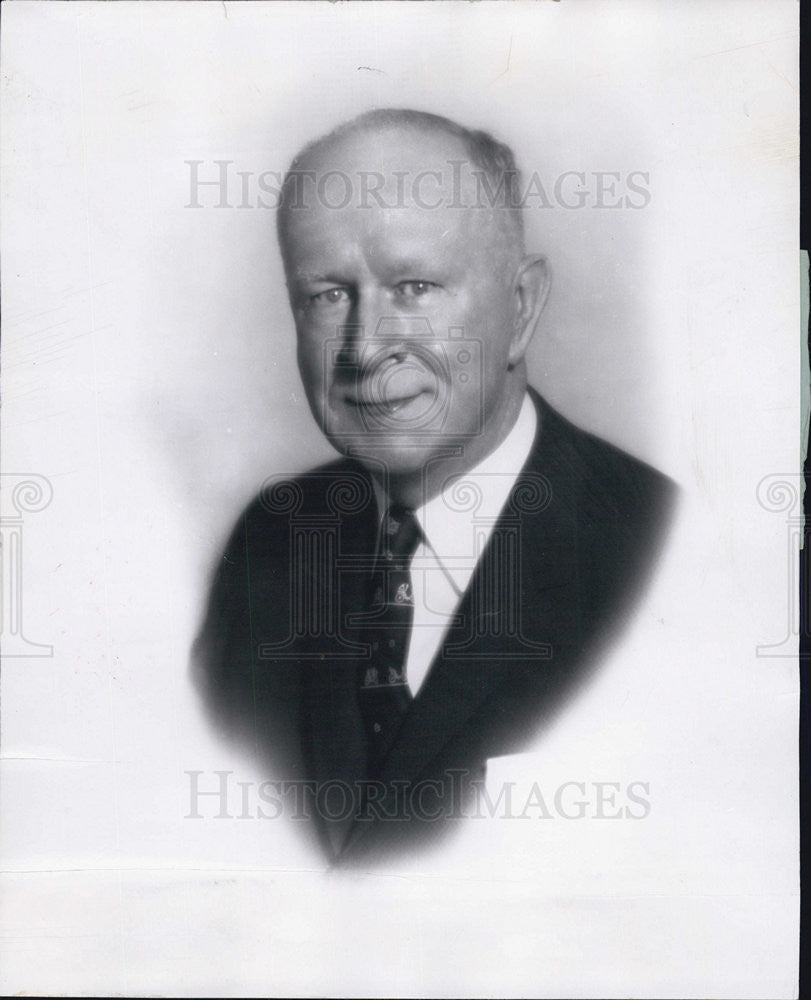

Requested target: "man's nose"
[{"left": 338, "top": 293, "right": 411, "bottom": 373}]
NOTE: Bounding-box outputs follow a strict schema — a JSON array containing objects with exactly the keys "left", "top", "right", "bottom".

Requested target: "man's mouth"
[{"left": 346, "top": 390, "right": 427, "bottom": 416}]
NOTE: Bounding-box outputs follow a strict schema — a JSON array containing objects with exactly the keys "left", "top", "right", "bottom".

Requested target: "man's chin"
[{"left": 328, "top": 433, "right": 440, "bottom": 477}]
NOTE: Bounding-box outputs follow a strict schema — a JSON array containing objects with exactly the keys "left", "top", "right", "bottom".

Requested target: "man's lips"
[{"left": 345, "top": 389, "right": 428, "bottom": 411}]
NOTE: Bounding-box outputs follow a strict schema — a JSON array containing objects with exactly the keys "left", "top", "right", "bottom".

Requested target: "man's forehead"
[{"left": 282, "top": 185, "right": 498, "bottom": 269}]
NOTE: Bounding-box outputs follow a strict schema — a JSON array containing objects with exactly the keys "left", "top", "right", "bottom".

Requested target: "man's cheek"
[{"left": 297, "top": 347, "right": 325, "bottom": 390}]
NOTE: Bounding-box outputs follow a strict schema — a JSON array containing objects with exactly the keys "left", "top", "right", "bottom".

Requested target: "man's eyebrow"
[
  {"left": 380, "top": 253, "right": 444, "bottom": 275},
  {"left": 294, "top": 271, "right": 353, "bottom": 285}
]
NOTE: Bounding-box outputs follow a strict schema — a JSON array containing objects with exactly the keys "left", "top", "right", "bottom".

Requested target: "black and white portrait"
[
  {"left": 192, "top": 108, "right": 676, "bottom": 864},
  {"left": 1, "top": 2, "right": 799, "bottom": 996}
]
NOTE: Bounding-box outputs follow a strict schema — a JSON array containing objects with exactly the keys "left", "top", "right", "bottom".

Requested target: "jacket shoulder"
[
  {"left": 535, "top": 395, "right": 677, "bottom": 526},
  {"left": 233, "top": 457, "right": 372, "bottom": 541}
]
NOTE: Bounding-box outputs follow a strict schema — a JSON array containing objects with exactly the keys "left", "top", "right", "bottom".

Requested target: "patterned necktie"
[{"left": 357, "top": 504, "right": 422, "bottom": 774}]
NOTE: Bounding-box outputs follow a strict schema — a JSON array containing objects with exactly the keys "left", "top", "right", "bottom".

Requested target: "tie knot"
[{"left": 383, "top": 505, "right": 422, "bottom": 560}]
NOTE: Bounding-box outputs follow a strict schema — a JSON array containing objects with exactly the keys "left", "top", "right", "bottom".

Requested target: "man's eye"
[
  {"left": 395, "top": 281, "right": 436, "bottom": 299},
  {"left": 311, "top": 287, "right": 350, "bottom": 305}
]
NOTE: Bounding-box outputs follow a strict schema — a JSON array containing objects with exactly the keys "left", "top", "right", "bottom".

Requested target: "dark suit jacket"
[{"left": 193, "top": 388, "right": 676, "bottom": 864}]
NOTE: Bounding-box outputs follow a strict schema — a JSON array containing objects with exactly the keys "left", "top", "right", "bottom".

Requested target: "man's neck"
[{"left": 377, "top": 382, "right": 529, "bottom": 510}]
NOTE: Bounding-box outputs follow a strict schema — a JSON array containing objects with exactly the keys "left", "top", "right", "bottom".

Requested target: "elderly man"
[{"left": 194, "top": 109, "right": 675, "bottom": 864}]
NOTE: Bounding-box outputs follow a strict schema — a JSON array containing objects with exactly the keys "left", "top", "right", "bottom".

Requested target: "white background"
[{"left": 0, "top": 1, "right": 799, "bottom": 996}]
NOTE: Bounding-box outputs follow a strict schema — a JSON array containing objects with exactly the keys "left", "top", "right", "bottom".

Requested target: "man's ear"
[{"left": 508, "top": 254, "right": 552, "bottom": 367}]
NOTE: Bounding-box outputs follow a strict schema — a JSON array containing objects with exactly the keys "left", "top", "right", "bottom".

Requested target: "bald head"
[{"left": 276, "top": 108, "right": 526, "bottom": 267}]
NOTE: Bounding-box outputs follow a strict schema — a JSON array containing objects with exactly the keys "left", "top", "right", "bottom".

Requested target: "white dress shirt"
[{"left": 373, "top": 392, "right": 538, "bottom": 696}]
